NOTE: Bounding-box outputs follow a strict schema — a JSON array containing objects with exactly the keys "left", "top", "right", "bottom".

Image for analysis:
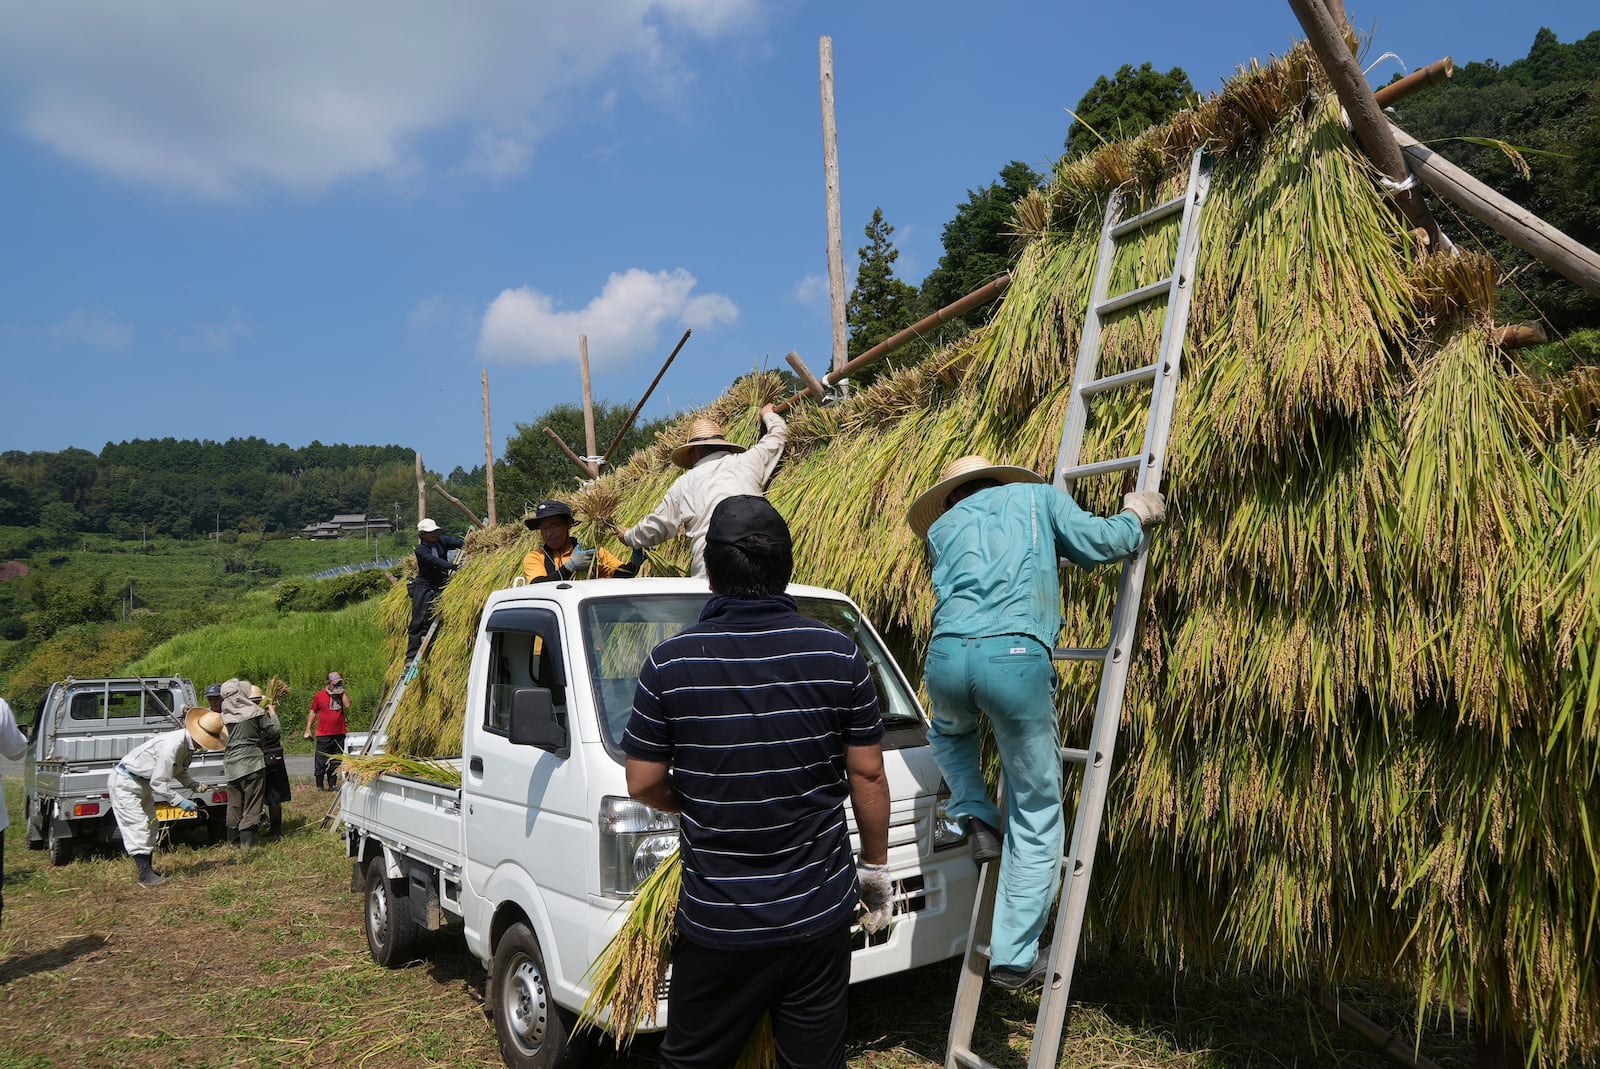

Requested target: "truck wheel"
[
  {"left": 363, "top": 855, "right": 420, "bottom": 967},
  {"left": 491, "top": 923, "right": 585, "bottom": 1069},
  {"left": 47, "top": 814, "right": 74, "bottom": 867}
]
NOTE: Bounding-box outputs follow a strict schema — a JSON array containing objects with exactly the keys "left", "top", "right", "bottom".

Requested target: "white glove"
[
  {"left": 1122, "top": 490, "right": 1166, "bottom": 528},
  {"left": 566, "top": 546, "right": 595, "bottom": 573},
  {"left": 857, "top": 862, "right": 893, "bottom": 934}
]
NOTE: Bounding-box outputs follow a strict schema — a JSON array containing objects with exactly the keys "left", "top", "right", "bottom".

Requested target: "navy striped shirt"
[{"left": 622, "top": 593, "right": 884, "bottom": 950}]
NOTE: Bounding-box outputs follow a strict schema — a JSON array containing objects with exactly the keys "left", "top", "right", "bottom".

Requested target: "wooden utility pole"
[
  {"left": 414, "top": 452, "right": 426, "bottom": 523},
  {"left": 481, "top": 369, "right": 497, "bottom": 527},
  {"left": 819, "top": 36, "right": 848, "bottom": 382},
  {"left": 579, "top": 334, "right": 599, "bottom": 469},
  {"left": 1287, "top": 0, "right": 1445, "bottom": 251}
]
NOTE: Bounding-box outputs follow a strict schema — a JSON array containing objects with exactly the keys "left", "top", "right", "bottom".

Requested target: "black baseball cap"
[
  {"left": 524, "top": 500, "right": 574, "bottom": 529},
  {"left": 707, "top": 495, "right": 790, "bottom": 549}
]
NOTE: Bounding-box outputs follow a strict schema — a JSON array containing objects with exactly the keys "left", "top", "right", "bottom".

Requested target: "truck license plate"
[{"left": 156, "top": 805, "right": 198, "bottom": 821}]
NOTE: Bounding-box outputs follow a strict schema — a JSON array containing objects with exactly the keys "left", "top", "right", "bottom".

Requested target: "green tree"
[
  {"left": 1065, "top": 62, "right": 1195, "bottom": 158},
  {"left": 918, "top": 161, "right": 1043, "bottom": 328},
  {"left": 846, "top": 207, "right": 920, "bottom": 366}
]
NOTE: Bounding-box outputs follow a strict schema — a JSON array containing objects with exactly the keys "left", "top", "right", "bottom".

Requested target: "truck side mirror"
[{"left": 508, "top": 687, "right": 568, "bottom": 758}]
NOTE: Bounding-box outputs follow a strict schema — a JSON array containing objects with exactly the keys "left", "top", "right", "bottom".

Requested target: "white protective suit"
[
  {"left": 110, "top": 728, "right": 202, "bottom": 856},
  {"left": 0, "top": 698, "right": 28, "bottom": 833}
]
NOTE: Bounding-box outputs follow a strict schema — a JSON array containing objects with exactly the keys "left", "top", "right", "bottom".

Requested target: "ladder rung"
[
  {"left": 952, "top": 1048, "right": 998, "bottom": 1069},
  {"left": 1059, "top": 454, "right": 1142, "bottom": 482},
  {"left": 1061, "top": 747, "right": 1090, "bottom": 765},
  {"left": 1109, "top": 192, "right": 1187, "bottom": 238},
  {"left": 1053, "top": 646, "right": 1108, "bottom": 662},
  {"left": 1096, "top": 276, "right": 1174, "bottom": 317},
  {"left": 1079, "top": 362, "right": 1158, "bottom": 398}
]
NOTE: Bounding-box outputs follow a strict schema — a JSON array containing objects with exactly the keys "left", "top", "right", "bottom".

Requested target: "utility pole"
[{"left": 819, "top": 35, "right": 848, "bottom": 385}]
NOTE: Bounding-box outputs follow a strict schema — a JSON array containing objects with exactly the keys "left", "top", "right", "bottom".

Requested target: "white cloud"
[
  {"left": 477, "top": 268, "right": 737, "bottom": 367},
  {"left": 790, "top": 273, "right": 829, "bottom": 306},
  {"left": 182, "top": 312, "right": 250, "bottom": 354},
  {"left": 0, "top": 2, "right": 766, "bottom": 197},
  {"left": 49, "top": 305, "right": 132, "bottom": 349}
]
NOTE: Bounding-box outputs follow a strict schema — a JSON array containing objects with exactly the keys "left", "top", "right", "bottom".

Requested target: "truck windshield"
[{"left": 580, "top": 593, "right": 926, "bottom": 750}]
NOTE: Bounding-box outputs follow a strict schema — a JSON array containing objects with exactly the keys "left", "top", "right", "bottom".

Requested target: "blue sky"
[{"left": 1, "top": 1, "right": 1591, "bottom": 477}]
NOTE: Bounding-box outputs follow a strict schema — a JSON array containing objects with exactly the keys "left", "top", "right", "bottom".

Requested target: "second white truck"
[{"left": 339, "top": 576, "right": 978, "bottom": 1068}]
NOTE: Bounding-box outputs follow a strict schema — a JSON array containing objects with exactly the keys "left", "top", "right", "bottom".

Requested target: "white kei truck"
[{"left": 338, "top": 577, "right": 979, "bottom": 1069}]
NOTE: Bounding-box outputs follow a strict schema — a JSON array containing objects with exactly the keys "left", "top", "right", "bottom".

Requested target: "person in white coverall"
[
  {"left": 110, "top": 707, "right": 227, "bottom": 887},
  {"left": 619, "top": 404, "right": 788, "bottom": 579},
  {"left": 0, "top": 697, "right": 29, "bottom": 926}
]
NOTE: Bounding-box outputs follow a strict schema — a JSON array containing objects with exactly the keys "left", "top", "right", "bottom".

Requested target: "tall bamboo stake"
[
  {"left": 1287, "top": 0, "right": 1445, "bottom": 251},
  {"left": 1373, "top": 58, "right": 1454, "bottom": 108},
  {"left": 482, "top": 369, "right": 497, "bottom": 527},
  {"left": 600, "top": 329, "right": 692, "bottom": 470},
  {"left": 820, "top": 36, "right": 848, "bottom": 383},
  {"left": 579, "top": 334, "right": 598, "bottom": 464}
]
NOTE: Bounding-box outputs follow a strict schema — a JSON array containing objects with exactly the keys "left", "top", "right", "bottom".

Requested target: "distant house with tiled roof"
[{"left": 300, "top": 513, "right": 395, "bottom": 539}]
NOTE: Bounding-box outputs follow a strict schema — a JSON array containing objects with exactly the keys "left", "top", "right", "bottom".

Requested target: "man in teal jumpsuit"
[{"left": 907, "top": 455, "right": 1165, "bottom": 988}]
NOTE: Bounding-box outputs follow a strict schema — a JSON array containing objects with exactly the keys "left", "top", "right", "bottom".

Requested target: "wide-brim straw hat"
[
  {"left": 671, "top": 418, "right": 745, "bottom": 470},
  {"left": 185, "top": 707, "right": 229, "bottom": 751},
  {"left": 906, "top": 454, "right": 1046, "bottom": 538}
]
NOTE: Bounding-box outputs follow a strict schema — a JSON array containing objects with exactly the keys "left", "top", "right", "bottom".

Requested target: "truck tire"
[
  {"left": 47, "top": 812, "right": 74, "bottom": 867},
  {"left": 490, "top": 923, "right": 585, "bottom": 1069},
  {"left": 363, "top": 855, "right": 420, "bottom": 967}
]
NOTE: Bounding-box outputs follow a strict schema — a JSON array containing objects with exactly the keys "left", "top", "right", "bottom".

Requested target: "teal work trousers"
[{"left": 925, "top": 634, "right": 1061, "bottom": 970}]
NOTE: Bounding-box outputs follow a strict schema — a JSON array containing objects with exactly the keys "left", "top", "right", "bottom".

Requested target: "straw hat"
[
  {"left": 671, "top": 418, "right": 745, "bottom": 469},
  {"left": 906, "top": 455, "right": 1045, "bottom": 538},
  {"left": 185, "top": 707, "right": 228, "bottom": 751}
]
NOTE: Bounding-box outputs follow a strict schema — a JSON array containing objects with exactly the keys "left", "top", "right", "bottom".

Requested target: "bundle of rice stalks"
[
  {"left": 580, "top": 850, "right": 680, "bottom": 1043},
  {"left": 338, "top": 752, "right": 462, "bottom": 788},
  {"left": 264, "top": 675, "right": 291, "bottom": 705}
]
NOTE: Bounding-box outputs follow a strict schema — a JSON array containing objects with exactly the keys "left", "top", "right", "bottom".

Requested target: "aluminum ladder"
[{"left": 945, "top": 147, "right": 1210, "bottom": 1069}]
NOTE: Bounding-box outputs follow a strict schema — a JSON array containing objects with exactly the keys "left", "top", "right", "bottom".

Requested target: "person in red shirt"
[{"left": 303, "top": 671, "right": 351, "bottom": 791}]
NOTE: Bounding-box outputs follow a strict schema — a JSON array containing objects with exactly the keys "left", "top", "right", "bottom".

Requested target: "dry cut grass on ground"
[{"left": 0, "top": 776, "right": 1480, "bottom": 1069}]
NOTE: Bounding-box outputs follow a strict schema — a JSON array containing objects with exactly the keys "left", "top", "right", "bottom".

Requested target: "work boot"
[
  {"left": 989, "top": 948, "right": 1050, "bottom": 991},
  {"left": 966, "top": 817, "right": 1003, "bottom": 866},
  {"left": 239, "top": 828, "right": 257, "bottom": 849},
  {"left": 134, "top": 854, "right": 169, "bottom": 888},
  {"left": 226, "top": 824, "right": 240, "bottom": 848}
]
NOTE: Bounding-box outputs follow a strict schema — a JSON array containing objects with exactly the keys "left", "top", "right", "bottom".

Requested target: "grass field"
[{"left": 0, "top": 775, "right": 1481, "bottom": 1069}]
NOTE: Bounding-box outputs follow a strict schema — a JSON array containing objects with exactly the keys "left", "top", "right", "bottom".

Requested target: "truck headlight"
[
  {"left": 599, "top": 795, "right": 679, "bottom": 897},
  {"left": 933, "top": 792, "right": 968, "bottom": 851}
]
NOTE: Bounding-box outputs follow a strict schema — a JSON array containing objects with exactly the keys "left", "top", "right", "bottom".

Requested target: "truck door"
[{"left": 462, "top": 606, "right": 591, "bottom": 948}]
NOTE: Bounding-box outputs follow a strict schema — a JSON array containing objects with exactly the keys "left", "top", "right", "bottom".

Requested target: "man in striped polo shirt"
[{"left": 623, "top": 495, "right": 892, "bottom": 1069}]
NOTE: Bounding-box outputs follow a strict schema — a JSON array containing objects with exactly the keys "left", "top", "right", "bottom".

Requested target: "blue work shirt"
[{"left": 926, "top": 482, "right": 1144, "bottom": 652}]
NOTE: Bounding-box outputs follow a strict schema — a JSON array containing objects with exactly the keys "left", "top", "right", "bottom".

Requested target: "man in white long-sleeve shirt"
[
  {"left": 111, "top": 708, "right": 226, "bottom": 887},
  {"left": 619, "top": 404, "right": 788, "bottom": 578},
  {"left": 0, "top": 697, "right": 29, "bottom": 925}
]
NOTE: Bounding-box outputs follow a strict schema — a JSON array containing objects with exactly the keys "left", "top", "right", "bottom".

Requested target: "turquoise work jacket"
[{"left": 926, "top": 482, "right": 1144, "bottom": 652}]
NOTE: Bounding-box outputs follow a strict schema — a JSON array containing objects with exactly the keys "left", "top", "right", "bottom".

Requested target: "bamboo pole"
[
  {"left": 432, "top": 482, "right": 483, "bottom": 529},
  {"left": 1373, "top": 57, "right": 1454, "bottom": 108},
  {"left": 1388, "top": 123, "right": 1600, "bottom": 298},
  {"left": 774, "top": 273, "right": 1013, "bottom": 413},
  {"left": 600, "top": 328, "right": 692, "bottom": 469},
  {"left": 1312, "top": 987, "right": 1447, "bottom": 1069},
  {"left": 481, "top": 369, "right": 497, "bottom": 527},
  {"left": 1492, "top": 322, "right": 1549, "bottom": 349},
  {"left": 414, "top": 452, "right": 426, "bottom": 522},
  {"left": 579, "top": 334, "right": 598, "bottom": 463},
  {"left": 820, "top": 36, "right": 848, "bottom": 384},
  {"left": 544, "top": 426, "right": 597, "bottom": 479},
  {"left": 1287, "top": 0, "right": 1445, "bottom": 251}
]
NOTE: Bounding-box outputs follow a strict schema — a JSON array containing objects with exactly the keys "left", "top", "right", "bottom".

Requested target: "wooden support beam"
[
  {"left": 415, "top": 452, "right": 426, "bottom": 523},
  {"left": 482, "top": 369, "right": 497, "bottom": 527},
  {"left": 600, "top": 328, "right": 693, "bottom": 470},
  {"left": 820, "top": 36, "right": 848, "bottom": 383},
  {"left": 1389, "top": 123, "right": 1600, "bottom": 298},
  {"left": 774, "top": 273, "right": 1013, "bottom": 413},
  {"left": 1373, "top": 57, "right": 1454, "bottom": 108},
  {"left": 543, "top": 426, "right": 598, "bottom": 479},
  {"left": 579, "top": 334, "right": 598, "bottom": 463},
  {"left": 1287, "top": 0, "right": 1445, "bottom": 251},
  {"left": 1492, "top": 322, "right": 1549, "bottom": 349},
  {"left": 431, "top": 482, "right": 483, "bottom": 529}
]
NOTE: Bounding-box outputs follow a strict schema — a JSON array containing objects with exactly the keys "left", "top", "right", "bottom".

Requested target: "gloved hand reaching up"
[
  {"left": 1122, "top": 490, "right": 1166, "bottom": 528},
  {"left": 857, "top": 861, "right": 893, "bottom": 934},
  {"left": 566, "top": 546, "right": 595, "bottom": 573}
]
